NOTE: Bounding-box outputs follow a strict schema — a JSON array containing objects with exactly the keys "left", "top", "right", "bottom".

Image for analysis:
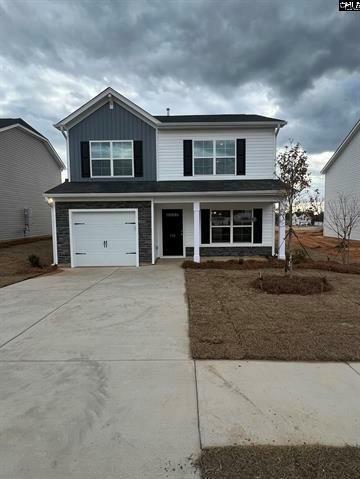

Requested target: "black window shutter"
[
  {"left": 253, "top": 208, "right": 263, "bottom": 243},
  {"left": 183, "top": 140, "right": 193, "bottom": 176},
  {"left": 236, "top": 139, "right": 246, "bottom": 175},
  {"left": 134, "top": 140, "right": 143, "bottom": 177},
  {"left": 80, "top": 141, "right": 90, "bottom": 178},
  {"left": 201, "top": 209, "right": 210, "bottom": 244}
]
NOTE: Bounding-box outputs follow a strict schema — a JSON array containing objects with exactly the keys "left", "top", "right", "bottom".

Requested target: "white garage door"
[{"left": 71, "top": 210, "right": 138, "bottom": 267}]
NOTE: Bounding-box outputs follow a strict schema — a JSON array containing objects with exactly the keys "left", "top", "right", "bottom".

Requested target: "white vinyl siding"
[
  {"left": 324, "top": 130, "right": 360, "bottom": 240},
  {"left": 0, "top": 128, "right": 61, "bottom": 241},
  {"left": 157, "top": 128, "right": 276, "bottom": 180}
]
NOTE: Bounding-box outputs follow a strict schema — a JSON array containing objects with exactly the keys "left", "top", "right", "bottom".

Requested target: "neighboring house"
[
  {"left": 45, "top": 87, "right": 287, "bottom": 267},
  {"left": 0, "top": 119, "right": 65, "bottom": 241},
  {"left": 292, "top": 213, "right": 312, "bottom": 227},
  {"left": 321, "top": 118, "right": 360, "bottom": 240}
]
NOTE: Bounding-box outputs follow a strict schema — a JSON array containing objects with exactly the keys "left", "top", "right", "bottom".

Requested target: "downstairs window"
[{"left": 210, "top": 209, "right": 253, "bottom": 243}]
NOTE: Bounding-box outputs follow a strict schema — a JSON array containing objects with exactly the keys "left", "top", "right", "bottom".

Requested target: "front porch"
[{"left": 153, "top": 198, "right": 286, "bottom": 263}]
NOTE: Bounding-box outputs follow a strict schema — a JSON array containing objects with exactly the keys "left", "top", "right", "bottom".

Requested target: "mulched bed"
[
  {"left": 253, "top": 274, "right": 332, "bottom": 295},
  {"left": 185, "top": 268, "right": 360, "bottom": 360},
  {"left": 198, "top": 445, "right": 360, "bottom": 479},
  {"left": 182, "top": 258, "right": 360, "bottom": 274},
  {"left": 0, "top": 238, "right": 57, "bottom": 288}
]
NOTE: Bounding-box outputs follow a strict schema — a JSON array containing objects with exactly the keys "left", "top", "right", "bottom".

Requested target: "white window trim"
[
  {"left": 209, "top": 208, "right": 254, "bottom": 245},
  {"left": 192, "top": 140, "right": 237, "bottom": 176},
  {"left": 90, "top": 140, "right": 134, "bottom": 178}
]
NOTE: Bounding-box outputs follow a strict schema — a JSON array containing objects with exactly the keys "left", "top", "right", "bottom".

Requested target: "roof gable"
[
  {"left": 0, "top": 119, "right": 65, "bottom": 170},
  {"left": 55, "top": 87, "right": 160, "bottom": 130},
  {"left": 321, "top": 118, "right": 360, "bottom": 174}
]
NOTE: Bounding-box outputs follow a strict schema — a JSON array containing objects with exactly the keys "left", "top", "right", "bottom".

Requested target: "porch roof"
[{"left": 45, "top": 179, "right": 284, "bottom": 196}]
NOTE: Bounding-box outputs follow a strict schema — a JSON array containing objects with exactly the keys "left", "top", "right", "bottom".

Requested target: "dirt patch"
[
  {"left": 253, "top": 274, "right": 332, "bottom": 295},
  {"left": 0, "top": 238, "right": 57, "bottom": 288},
  {"left": 186, "top": 268, "right": 360, "bottom": 360},
  {"left": 198, "top": 445, "right": 360, "bottom": 479}
]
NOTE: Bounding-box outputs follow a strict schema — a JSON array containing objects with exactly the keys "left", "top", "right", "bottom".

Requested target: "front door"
[{"left": 162, "top": 209, "right": 183, "bottom": 256}]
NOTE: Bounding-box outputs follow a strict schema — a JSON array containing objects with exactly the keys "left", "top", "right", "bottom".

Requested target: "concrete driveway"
[{"left": 0, "top": 265, "right": 200, "bottom": 479}]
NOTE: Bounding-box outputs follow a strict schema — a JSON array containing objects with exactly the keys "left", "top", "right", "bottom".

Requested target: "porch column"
[
  {"left": 278, "top": 201, "right": 286, "bottom": 260},
  {"left": 193, "top": 202, "right": 200, "bottom": 263}
]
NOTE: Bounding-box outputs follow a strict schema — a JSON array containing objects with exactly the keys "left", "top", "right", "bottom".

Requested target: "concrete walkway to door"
[{"left": 0, "top": 265, "right": 200, "bottom": 479}]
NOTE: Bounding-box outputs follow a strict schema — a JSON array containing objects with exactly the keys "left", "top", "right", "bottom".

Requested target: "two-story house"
[{"left": 45, "top": 87, "right": 287, "bottom": 267}]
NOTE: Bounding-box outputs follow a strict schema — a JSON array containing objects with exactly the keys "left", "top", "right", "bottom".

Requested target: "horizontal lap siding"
[
  {"left": 0, "top": 128, "right": 61, "bottom": 240},
  {"left": 324, "top": 131, "right": 360, "bottom": 240},
  {"left": 157, "top": 128, "right": 276, "bottom": 180}
]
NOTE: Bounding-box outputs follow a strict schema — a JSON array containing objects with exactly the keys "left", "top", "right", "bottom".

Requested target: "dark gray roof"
[
  {"left": 155, "top": 114, "right": 285, "bottom": 124},
  {"left": 0, "top": 118, "right": 46, "bottom": 138},
  {"left": 46, "top": 179, "right": 284, "bottom": 195}
]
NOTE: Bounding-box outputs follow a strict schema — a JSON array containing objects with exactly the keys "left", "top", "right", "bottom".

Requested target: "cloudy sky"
[{"left": 1, "top": 0, "right": 359, "bottom": 191}]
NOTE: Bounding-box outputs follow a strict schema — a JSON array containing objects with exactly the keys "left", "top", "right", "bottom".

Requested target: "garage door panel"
[{"left": 71, "top": 211, "right": 138, "bottom": 267}]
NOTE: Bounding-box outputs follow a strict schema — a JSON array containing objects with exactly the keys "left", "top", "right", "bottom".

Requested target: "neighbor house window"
[
  {"left": 210, "top": 209, "right": 253, "bottom": 243},
  {"left": 90, "top": 140, "right": 133, "bottom": 177},
  {"left": 193, "top": 140, "right": 236, "bottom": 176}
]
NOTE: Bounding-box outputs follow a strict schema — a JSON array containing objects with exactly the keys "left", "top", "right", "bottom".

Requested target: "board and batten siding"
[
  {"left": 157, "top": 128, "right": 276, "bottom": 180},
  {"left": 68, "top": 102, "right": 156, "bottom": 181},
  {"left": 324, "top": 128, "right": 360, "bottom": 241},
  {"left": 0, "top": 128, "right": 61, "bottom": 240}
]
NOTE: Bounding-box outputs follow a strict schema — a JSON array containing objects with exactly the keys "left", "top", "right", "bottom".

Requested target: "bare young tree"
[
  {"left": 308, "top": 188, "right": 324, "bottom": 224},
  {"left": 326, "top": 193, "right": 360, "bottom": 264},
  {"left": 277, "top": 142, "right": 311, "bottom": 272}
]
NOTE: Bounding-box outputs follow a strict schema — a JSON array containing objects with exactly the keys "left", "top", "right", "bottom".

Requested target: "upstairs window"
[
  {"left": 90, "top": 141, "right": 133, "bottom": 177},
  {"left": 193, "top": 140, "right": 236, "bottom": 176}
]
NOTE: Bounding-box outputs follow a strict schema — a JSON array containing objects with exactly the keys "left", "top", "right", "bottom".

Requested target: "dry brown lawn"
[
  {"left": 198, "top": 446, "right": 360, "bottom": 479},
  {"left": 0, "top": 237, "right": 56, "bottom": 288},
  {"left": 185, "top": 268, "right": 360, "bottom": 360}
]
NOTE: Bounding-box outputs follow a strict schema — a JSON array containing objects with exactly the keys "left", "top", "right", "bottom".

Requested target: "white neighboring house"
[
  {"left": 321, "top": 118, "right": 360, "bottom": 241},
  {"left": 0, "top": 119, "right": 65, "bottom": 241},
  {"left": 292, "top": 213, "right": 312, "bottom": 227}
]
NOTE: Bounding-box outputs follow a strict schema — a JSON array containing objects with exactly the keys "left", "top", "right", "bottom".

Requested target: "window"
[
  {"left": 193, "top": 140, "right": 236, "bottom": 176},
  {"left": 210, "top": 209, "right": 253, "bottom": 243},
  {"left": 90, "top": 141, "right": 133, "bottom": 177}
]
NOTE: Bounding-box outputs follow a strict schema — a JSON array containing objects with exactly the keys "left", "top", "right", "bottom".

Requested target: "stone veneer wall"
[
  {"left": 56, "top": 201, "right": 152, "bottom": 264},
  {"left": 185, "top": 246, "right": 272, "bottom": 257}
]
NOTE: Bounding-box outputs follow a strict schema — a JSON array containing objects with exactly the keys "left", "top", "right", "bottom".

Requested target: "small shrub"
[
  {"left": 182, "top": 258, "right": 284, "bottom": 270},
  {"left": 253, "top": 274, "right": 333, "bottom": 295},
  {"left": 28, "top": 254, "right": 41, "bottom": 268},
  {"left": 289, "top": 248, "right": 308, "bottom": 264}
]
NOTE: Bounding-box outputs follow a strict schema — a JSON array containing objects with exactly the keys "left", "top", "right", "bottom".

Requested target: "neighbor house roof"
[
  {"left": 321, "top": 118, "right": 360, "bottom": 174},
  {"left": 0, "top": 118, "right": 65, "bottom": 170},
  {"left": 54, "top": 87, "right": 287, "bottom": 131},
  {"left": 45, "top": 179, "right": 284, "bottom": 197}
]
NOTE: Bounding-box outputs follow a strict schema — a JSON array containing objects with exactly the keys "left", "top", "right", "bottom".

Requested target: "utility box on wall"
[{"left": 24, "top": 208, "right": 32, "bottom": 236}]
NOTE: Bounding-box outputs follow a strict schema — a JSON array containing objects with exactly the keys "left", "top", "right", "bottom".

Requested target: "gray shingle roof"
[
  {"left": 155, "top": 114, "right": 285, "bottom": 124},
  {"left": 0, "top": 118, "right": 46, "bottom": 139},
  {"left": 45, "top": 179, "right": 284, "bottom": 195}
]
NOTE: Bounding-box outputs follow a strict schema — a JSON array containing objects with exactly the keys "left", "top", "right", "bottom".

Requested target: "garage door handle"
[
  {"left": 126, "top": 252, "right": 136, "bottom": 255},
  {"left": 74, "top": 222, "right": 85, "bottom": 225},
  {"left": 103, "top": 240, "right": 108, "bottom": 248},
  {"left": 125, "top": 222, "right": 136, "bottom": 224},
  {"left": 75, "top": 253, "right": 86, "bottom": 255}
]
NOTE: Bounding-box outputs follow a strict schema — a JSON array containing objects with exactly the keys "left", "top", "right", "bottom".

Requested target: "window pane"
[
  {"left": 113, "top": 159, "right": 133, "bottom": 176},
  {"left": 194, "top": 157, "right": 213, "bottom": 175},
  {"left": 92, "top": 159, "right": 111, "bottom": 176},
  {"left": 216, "top": 140, "right": 235, "bottom": 157},
  {"left": 212, "top": 227, "right": 230, "bottom": 243},
  {"left": 233, "top": 210, "right": 253, "bottom": 225},
  {"left": 194, "top": 140, "right": 213, "bottom": 157},
  {"left": 113, "top": 141, "right": 132, "bottom": 159},
  {"left": 233, "top": 227, "right": 252, "bottom": 243},
  {"left": 211, "top": 210, "right": 231, "bottom": 226},
  {"left": 216, "top": 157, "right": 235, "bottom": 174},
  {"left": 91, "top": 142, "right": 110, "bottom": 159}
]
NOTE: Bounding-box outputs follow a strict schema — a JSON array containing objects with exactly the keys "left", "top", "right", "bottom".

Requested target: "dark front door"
[{"left": 162, "top": 209, "right": 183, "bottom": 256}]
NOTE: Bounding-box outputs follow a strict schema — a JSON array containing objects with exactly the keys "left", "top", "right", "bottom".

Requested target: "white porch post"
[
  {"left": 193, "top": 202, "right": 200, "bottom": 263},
  {"left": 278, "top": 201, "right": 286, "bottom": 260}
]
